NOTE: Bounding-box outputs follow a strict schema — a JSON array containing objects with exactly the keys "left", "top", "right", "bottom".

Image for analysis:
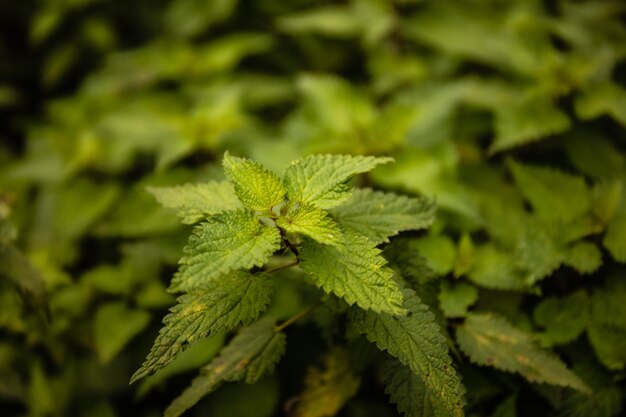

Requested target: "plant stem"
[
  {"left": 275, "top": 301, "right": 322, "bottom": 332},
  {"left": 279, "top": 227, "right": 300, "bottom": 257},
  {"left": 265, "top": 259, "right": 299, "bottom": 274}
]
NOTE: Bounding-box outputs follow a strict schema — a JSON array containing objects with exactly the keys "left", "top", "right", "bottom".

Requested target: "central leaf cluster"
[{"left": 131, "top": 152, "right": 437, "bottom": 395}]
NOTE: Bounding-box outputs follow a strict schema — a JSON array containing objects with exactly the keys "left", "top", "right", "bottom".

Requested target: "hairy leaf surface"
[
  {"left": 283, "top": 154, "right": 392, "bottom": 209},
  {"left": 223, "top": 151, "right": 285, "bottom": 213},
  {"left": 456, "top": 313, "right": 589, "bottom": 392},
  {"left": 300, "top": 233, "right": 405, "bottom": 315},
  {"left": 351, "top": 289, "right": 465, "bottom": 417},
  {"left": 170, "top": 209, "right": 281, "bottom": 292},
  {"left": 331, "top": 188, "right": 435, "bottom": 244},
  {"left": 165, "top": 318, "right": 285, "bottom": 417},
  {"left": 276, "top": 201, "right": 343, "bottom": 246},
  {"left": 147, "top": 181, "right": 242, "bottom": 224},
  {"left": 383, "top": 359, "right": 451, "bottom": 417},
  {"left": 131, "top": 271, "right": 273, "bottom": 383}
]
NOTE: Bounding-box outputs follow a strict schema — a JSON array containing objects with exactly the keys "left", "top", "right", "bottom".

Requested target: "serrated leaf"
[
  {"left": 491, "top": 95, "right": 571, "bottom": 153},
  {"left": 296, "top": 75, "right": 374, "bottom": 137},
  {"left": 508, "top": 160, "right": 591, "bottom": 223},
  {"left": 383, "top": 359, "right": 457, "bottom": 417},
  {"left": 553, "top": 365, "right": 622, "bottom": 417},
  {"left": 533, "top": 291, "right": 589, "bottom": 346},
  {"left": 0, "top": 243, "right": 48, "bottom": 317},
  {"left": 563, "top": 242, "right": 602, "bottom": 274},
  {"left": 165, "top": 318, "right": 285, "bottom": 417},
  {"left": 456, "top": 313, "right": 589, "bottom": 392},
  {"left": 603, "top": 210, "right": 626, "bottom": 262},
  {"left": 170, "top": 209, "right": 281, "bottom": 292},
  {"left": 414, "top": 234, "right": 457, "bottom": 276},
  {"left": 586, "top": 325, "right": 626, "bottom": 372},
  {"left": 588, "top": 276, "right": 626, "bottom": 370},
  {"left": 592, "top": 180, "right": 622, "bottom": 225},
  {"left": 330, "top": 188, "right": 435, "bottom": 244},
  {"left": 565, "top": 136, "right": 623, "bottom": 180},
  {"left": 223, "top": 151, "right": 285, "bottom": 213},
  {"left": 96, "top": 182, "right": 180, "bottom": 237},
  {"left": 276, "top": 201, "right": 343, "bottom": 246},
  {"left": 276, "top": 6, "right": 360, "bottom": 38},
  {"left": 147, "top": 181, "right": 242, "bottom": 224},
  {"left": 575, "top": 82, "right": 626, "bottom": 127},
  {"left": 292, "top": 347, "right": 361, "bottom": 417},
  {"left": 131, "top": 271, "right": 273, "bottom": 383},
  {"left": 515, "top": 226, "right": 564, "bottom": 285},
  {"left": 94, "top": 302, "right": 150, "bottom": 364},
  {"left": 350, "top": 289, "right": 465, "bottom": 417},
  {"left": 137, "top": 336, "right": 225, "bottom": 398},
  {"left": 283, "top": 154, "right": 393, "bottom": 209},
  {"left": 439, "top": 282, "right": 478, "bottom": 318},
  {"left": 467, "top": 245, "right": 526, "bottom": 290},
  {"left": 300, "top": 233, "right": 406, "bottom": 315}
]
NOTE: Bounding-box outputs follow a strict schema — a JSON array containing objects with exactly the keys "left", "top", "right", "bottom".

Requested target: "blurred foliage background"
[{"left": 1, "top": 0, "right": 626, "bottom": 416}]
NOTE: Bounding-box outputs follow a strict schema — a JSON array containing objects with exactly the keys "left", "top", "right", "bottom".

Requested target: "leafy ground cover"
[{"left": 1, "top": 1, "right": 626, "bottom": 416}]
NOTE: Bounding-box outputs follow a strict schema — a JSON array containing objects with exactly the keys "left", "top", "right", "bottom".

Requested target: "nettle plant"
[{"left": 130, "top": 153, "right": 588, "bottom": 417}]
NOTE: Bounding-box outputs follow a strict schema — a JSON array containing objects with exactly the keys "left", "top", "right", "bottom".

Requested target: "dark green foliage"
[{"left": 1, "top": 0, "right": 626, "bottom": 417}]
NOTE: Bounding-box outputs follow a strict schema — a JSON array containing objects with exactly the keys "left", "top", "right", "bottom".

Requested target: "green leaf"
[
  {"left": 96, "top": 182, "right": 180, "bottom": 237},
  {"left": 165, "top": 318, "right": 286, "bottom": 417},
  {"left": 491, "top": 95, "right": 571, "bottom": 153},
  {"left": 575, "top": 82, "right": 626, "bottom": 127},
  {"left": 223, "top": 151, "right": 285, "bottom": 213},
  {"left": 588, "top": 276, "right": 626, "bottom": 370},
  {"left": 147, "top": 181, "right": 242, "bottom": 224},
  {"left": 170, "top": 209, "right": 281, "bottom": 292},
  {"left": 291, "top": 347, "right": 361, "bottom": 417},
  {"left": 467, "top": 244, "right": 526, "bottom": 290},
  {"left": 603, "top": 210, "right": 626, "bottom": 262},
  {"left": 350, "top": 289, "right": 465, "bottom": 417},
  {"left": 491, "top": 395, "right": 517, "bottom": 417},
  {"left": 563, "top": 242, "right": 602, "bottom": 274},
  {"left": 299, "top": 233, "right": 406, "bottom": 315},
  {"left": 276, "top": 6, "right": 360, "bottom": 38},
  {"left": 508, "top": 160, "right": 591, "bottom": 223},
  {"left": 533, "top": 290, "right": 589, "bottom": 346},
  {"left": 295, "top": 75, "right": 374, "bottom": 138},
  {"left": 509, "top": 161, "right": 591, "bottom": 222},
  {"left": 549, "top": 361, "right": 623, "bottom": 417},
  {"left": 515, "top": 226, "right": 565, "bottom": 285},
  {"left": 587, "top": 325, "right": 626, "bottom": 372},
  {"left": 592, "top": 180, "right": 622, "bottom": 224},
  {"left": 283, "top": 154, "right": 393, "bottom": 209},
  {"left": 454, "top": 234, "right": 475, "bottom": 278},
  {"left": 565, "top": 135, "right": 623, "bottom": 180},
  {"left": 383, "top": 359, "right": 458, "bottom": 417},
  {"left": 94, "top": 302, "right": 150, "bottom": 364},
  {"left": 164, "top": 0, "right": 237, "bottom": 38},
  {"left": 330, "top": 188, "right": 435, "bottom": 244},
  {"left": 131, "top": 271, "right": 273, "bottom": 383},
  {"left": 276, "top": 201, "right": 343, "bottom": 246},
  {"left": 438, "top": 282, "right": 478, "bottom": 318},
  {"left": 202, "top": 377, "right": 280, "bottom": 417},
  {"left": 456, "top": 313, "right": 589, "bottom": 392},
  {"left": 137, "top": 336, "right": 225, "bottom": 398},
  {"left": 414, "top": 234, "right": 457, "bottom": 276},
  {"left": 0, "top": 243, "right": 48, "bottom": 317}
]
